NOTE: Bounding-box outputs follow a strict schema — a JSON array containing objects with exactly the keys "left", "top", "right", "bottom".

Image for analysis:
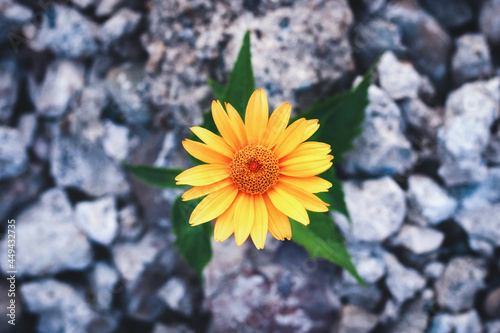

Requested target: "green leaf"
[
  {"left": 291, "top": 212, "right": 364, "bottom": 286},
  {"left": 317, "top": 169, "right": 351, "bottom": 223},
  {"left": 124, "top": 163, "right": 183, "bottom": 189},
  {"left": 304, "top": 63, "right": 375, "bottom": 162},
  {"left": 207, "top": 78, "right": 226, "bottom": 102},
  {"left": 171, "top": 197, "right": 212, "bottom": 278}
]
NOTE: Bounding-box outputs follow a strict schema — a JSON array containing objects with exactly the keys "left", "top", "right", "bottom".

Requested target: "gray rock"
[
  {"left": 105, "top": 63, "right": 150, "bottom": 124},
  {"left": 359, "top": 0, "right": 386, "bottom": 14},
  {"left": 378, "top": 51, "right": 422, "bottom": 100},
  {"left": 102, "top": 121, "right": 129, "bottom": 160},
  {"left": 337, "top": 305, "right": 379, "bottom": 333},
  {"left": 458, "top": 168, "right": 500, "bottom": 211},
  {"left": 0, "top": 59, "right": 19, "bottom": 124},
  {"left": 0, "top": 1, "right": 32, "bottom": 47},
  {"left": 96, "top": 0, "right": 125, "bottom": 17},
  {"left": 456, "top": 203, "right": 500, "bottom": 248},
  {"left": 18, "top": 114, "right": 37, "bottom": 147},
  {"left": 384, "top": 3, "right": 452, "bottom": 90},
  {"left": 435, "top": 257, "right": 486, "bottom": 312},
  {"left": 335, "top": 177, "right": 406, "bottom": 242},
  {"left": 0, "top": 126, "right": 28, "bottom": 181},
  {"left": 420, "top": 0, "right": 473, "bottom": 29},
  {"left": 384, "top": 252, "right": 426, "bottom": 304},
  {"left": 387, "top": 288, "right": 434, "bottom": 333},
  {"left": 480, "top": 0, "right": 500, "bottom": 47},
  {"left": 399, "top": 98, "right": 442, "bottom": 138},
  {"left": 424, "top": 262, "right": 445, "bottom": 279},
  {"left": 486, "top": 320, "right": 500, "bottom": 333},
  {"left": 343, "top": 244, "right": 386, "bottom": 284},
  {"left": 342, "top": 85, "right": 414, "bottom": 176},
  {"left": 99, "top": 8, "right": 142, "bottom": 47},
  {"left": 392, "top": 225, "right": 444, "bottom": 254},
  {"left": 428, "top": 310, "right": 482, "bottom": 333},
  {"left": 75, "top": 196, "right": 118, "bottom": 246},
  {"left": 31, "top": 5, "right": 100, "bottom": 58},
  {"left": 452, "top": 34, "right": 493, "bottom": 86},
  {"left": 336, "top": 283, "right": 385, "bottom": 312},
  {"left": 351, "top": 18, "right": 405, "bottom": 70},
  {"left": 21, "top": 279, "right": 95, "bottom": 333},
  {"left": 407, "top": 175, "right": 457, "bottom": 225},
  {"left": 152, "top": 323, "right": 195, "bottom": 333},
  {"left": 86, "top": 314, "right": 121, "bottom": 333},
  {"left": 72, "top": 0, "right": 98, "bottom": 10},
  {"left": 0, "top": 188, "right": 92, "bottom": 277},
  {"left": 469, "top": 237, "right": 495, "bottom": 257},
  {"left": 437, "top": 78, "right": 500, "bottom": 186},
  {"left": 89, "top": 262, "right": 120, "bottom": 311},
  {"left": 112, "top": 232, "right": 166, "bottom": 285},
  {"left": 486, "top": 128, "right": 500, "bottom": 165},
  {"left": 117, "top": 205, "right": 143, "bottom": 241},
  {"left": 484, "top": 286, "right": 500, "bottom": 319},
  {"left": 51, "top": 131, "right": 129, "bottom": 197},
  {"left": 34, "top": 60, "right": 85, "bottom": 118},
  {"left": 72, "top": 85, "right": 107, "bottom": 142},
  {"left": 157, "top": 277, "right": 193, "bottom": 316}
]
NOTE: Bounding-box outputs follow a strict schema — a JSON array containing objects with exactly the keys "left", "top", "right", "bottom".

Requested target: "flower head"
[{"left": 176, "top": 89, "right": 333, "bottom": 249}]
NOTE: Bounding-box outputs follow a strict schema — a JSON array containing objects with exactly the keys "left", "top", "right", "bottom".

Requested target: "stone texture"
[
  {"left": 34, "top": 60, "right": 85, "bottom": 118},
  {"left": 75, "top": 196, "right": 118, "bottom": 246},
  {"left": 0, "top": 126, "right": 28, "bottom": 181},
  {"left": 458, "top": 168, "right": 500, "bottom": 211},
  {"left": 89, "top": 262, "right": 120, "bottom": 311},
  {"left": 384, "top": 252, "right": 426, "bottom": 304},
  {"left": 98, "top": 8, "right": 142, "bottom": 47},
  {"left": 484, "top": 287, "right": 500, "bottom": 319},
  {"left": 342, "top": 85, "right": 413, "bottom": 176},
  {"left": 157, "top": 277, "right": 193, "bottom": 316},
  {"left": 424, "top": 262, "right": 445, "bottom": 279},
  {"left": 437, "top": 79, "right": 500, "bottom": 186},
  {"left": 102, "top": 120, "right": 129, "bottom": 160},
  {"left": 486, "top": 128, "right": 500, "bottom": 165},
  {"left": 117, "top": 205, "right": 143, "bottom": 241},
  {"left": 151, "top": 323, "right": 195, "bottom": 333},
  {"left": 343, "top": 244, "right": 386, "bottom": 285},
  {"left": 407, "top": 175, "right": 457, "bottom": 225},
  {"left": 456, "top": 203, "right": 500, "bottom": 248},
  {"left": 420, "top": 0, "right": 473, "bottom": 29},
  {"left": 428, "top": 310, "right": 482, "bottom": 333},
  {"left": 452, "top": 34, "right": 493, "bottom": 86},
  {"left": 31, "top": 5, "right": 100, "bottom": 58},
  {"left": 378, "top": 51, "right": 422, "bottom": 100},
  {"left": 480, "top": 0, "right": 500, "bottom": 47},
  {"left": 0, "top": 188, "right": 92, "bottom": 277},
  {"left": 336, "top": 177, "right": 406, "bottom": 242},
  {"left": 435, "top": 257, "right": 486, "bottom": 312},
  {"left": 336, "top": 305, "right": 379, "bottom": 333},
  {"left": 386, "top": 289, "right": 434, "bottom": 333},
  {"left": 0, "top": 59, "right": 18, "bottom": 124},
  {"left": 392, "top": 225, "right": 444, "bottom": 254}
]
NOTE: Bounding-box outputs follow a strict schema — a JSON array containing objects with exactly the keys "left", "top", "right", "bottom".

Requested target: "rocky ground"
[{"left": 0, "top": 0, "right": 499, "bottom": 332}]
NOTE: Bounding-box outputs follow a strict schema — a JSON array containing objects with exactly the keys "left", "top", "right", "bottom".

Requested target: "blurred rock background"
[{"left": 0, "top": 0, "right": 499, "bottom": 332}]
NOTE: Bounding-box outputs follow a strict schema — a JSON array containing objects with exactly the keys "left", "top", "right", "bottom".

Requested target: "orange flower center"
[{"left": 229, "top": 145, "right": 280, "bottom": 195}]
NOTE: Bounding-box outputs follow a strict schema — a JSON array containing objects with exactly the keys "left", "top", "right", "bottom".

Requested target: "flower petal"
[
  {"left": 250, "top": 194, "right": 268, "bottom": 249},
  {"left": 279, "top": 142, "right": 331, "bottom": 162},
  {"left": 225, "top": 103, "right": 248, "bottom": 147},
  {"left": 276, "top": 181, "right": 329, "bottom": 212},
  {"left": 182, "top": 139, "right": 232, "bottom": 164},
  {"left": 263, "top": 194, "right": 291, "bottom": 241},
  {"left": 245, "top": 89, "right": 269, "bottom": 145},
  {"left": 233, "top": 193, "right": 254, "bottom": 246},
  {"left": 279, "top": 153, "right": 333, "bottom": 168},
  {"left": 189, "top": 185, "right": 238, "bottom": 226},
  {"left": 261, "top": 102, "right": 291, "bottom": 148},
  {"left": 182, "top": 178, "right": 234, "bottom": 201},
  {"left": 212, "top": 100, "right": 244, "bottom": 150},
  {"left": 280, "top": 160, "right": 333, "bottom": 178},
  {"left": 175, "top": 164, "right": 229, "bottom": 186},
  {"left": 214, "top": 199, "right": 238, "bottom": 242},
  {"left": 302, "top": 119, "right": 319, "bottom": 141},
  {"left": 266, "top": 183, "right": 309, "bottom": 225},
  {"left": 279, "top": 175, "right": 332, "bottom": 193},
  {"left": 273, "top": 118, "right": 307, "bottom": 159},
  {"left": 190, "top": 126, "right": 235, "bottom": 158}
]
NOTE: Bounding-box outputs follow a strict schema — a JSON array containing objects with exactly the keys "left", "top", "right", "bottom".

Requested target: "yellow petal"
[
  {"left": 250, "top": 194, "right": 268, "bottom": 249},
  {"left": 280, "top": 153, "right": 333, "bottom": 168},
  {"left": 261, "top": 102, "right": 291, "bottom": 148},
  {"left": 263, "top": 194, "right": 291, "bottom": 241},
  {"left": 189, "top": 185, "right": 238, "bottom": 226},
  {"left": 276, "top": 181, "right": 329, "bottom": 212},
  {"left": 273, "top": 118, "right": 307, "bottom": 159},
  {"left": 182, "top": 178, "right": 234, "bottom": 201},
  {"left": 266, "top": 183, "right": 309, "bottom": 225},
  {"left": 279, "top": 175, "right": 332, "bottom": 193},
  {"left": 280, "top": 160, "right": 333, "bottom": 178},
  {"left": 302, "top": 119, "right": 319, "bottom": 141},
  {"left": 245, "top": 89, "right": 269, "bottom": 145},
  {"left": 190, "top": 126, "right": 235, "bottom": 158},
  {"left": 175, "top": 164, "right": 229, "bottom": 186},
  {"left": 279, "top": 142, "right": 331, "bottom": 162},
  {"left": 233, "top": 193, "right": 254, "bottom": 245},
  {"left": 225, "top": 103, "right": 248, "bottom": 147},
  {"left": 212, "top": 100, "right": 244, "bottom": 150},
  {"left": 182, "top": 139, "right": 232, "bottom": 164},
  {"left": 214, "top": 199, "right": 237, "bottom": 242}
]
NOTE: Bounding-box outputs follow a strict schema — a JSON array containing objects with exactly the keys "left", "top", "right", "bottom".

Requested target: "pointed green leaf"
[
  {"left": 207, "top": 78, "right": 226, "bottom": 102},
  {"left": 304, "top": 63, "right": 375, "bottom": 162},
  {"left": 291, "top": 212, "right": 364, "bottom": 286},
  {"left": 171, "top": 197, "right": 212, "bottom": 278},
  {"left": 124, "top": 163, "right": 183, "bottom": 189},
  {"left": 317, "top": 169, "right": 351, "bottom": 223},
  {"left": 223, "top": 30, "right": 255, "bottom": 117}
]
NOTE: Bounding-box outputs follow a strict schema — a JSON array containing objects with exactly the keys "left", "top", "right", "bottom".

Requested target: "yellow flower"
[{"left": 176, "top": 89, "right": 333, "bottom": 249}]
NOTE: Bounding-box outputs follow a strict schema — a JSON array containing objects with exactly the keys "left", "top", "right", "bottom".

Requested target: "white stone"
[
  {"left": 378, "top": 51, "right": 422, "bottom": 100},
  {"left": 103, "top": 121, "right": 129, "bottom": 160},
  {"left": 392, "top": 225, "right": 444, "bottom": 254},
  {"left": 75, "top": 196, "right": 118, "bottom": 246}
]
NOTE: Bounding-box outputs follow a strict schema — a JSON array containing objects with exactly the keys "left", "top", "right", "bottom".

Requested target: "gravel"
[
  {"left": 452, "top": 34, "right": 493, "bottom": 86},
  {"left": 0, "top": 126, "right": 28, "bottom": 181},
  {"left": 75, "top": 196, "right": 119, "bottom": 246}
]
